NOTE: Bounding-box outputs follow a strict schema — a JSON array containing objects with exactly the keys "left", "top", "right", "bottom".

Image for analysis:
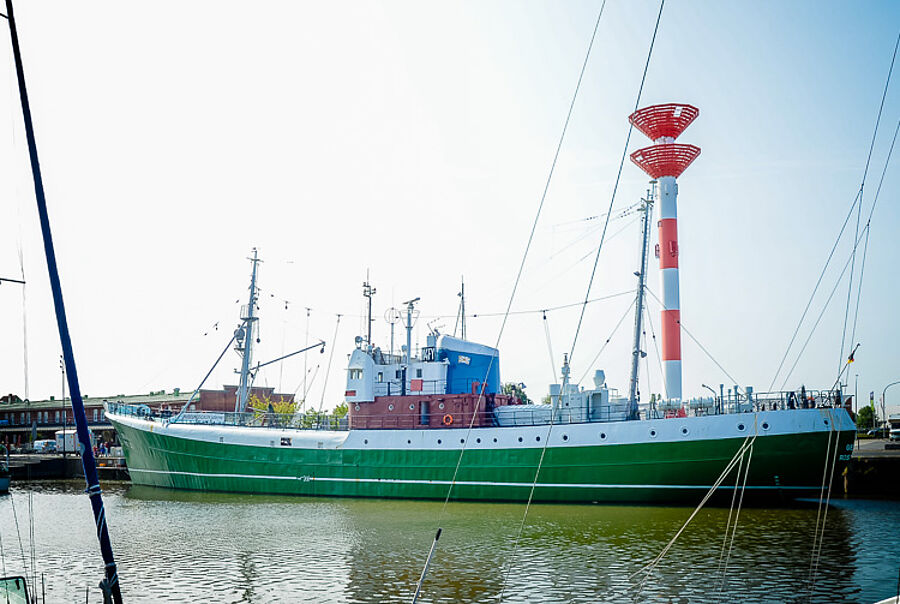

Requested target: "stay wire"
[
  {"left": 771, "top": 28, "right": 900, "bottom": 390},
  {"left": 542, "top": 312, "right": 557, "bottom": 385},
  {"left": 411, "top": 3, "right": 609, "bottom": 601},
  {"left": 316, "top": 315, "right": 342, "bottom": 419},
  {"left": 850, "top": 118, "right": 900, "bottom": 348},
  {"left": 779, "top": 224, "right": 870, "bottom": 390},
  {"left": 575, "top": 297, "right": 636, "bottom": 386},
  {"left": 566, "top": 0, "right": 665, "bottom": 373},
  {"left": 502, "top": 3, "right": 666, "bottom": 599},
  {"left": 471, "top": 289, "right": 633, "bottom": 318},
  {"left": 644, "top": 301, "right": 667, "bottom": 401},
  {"left": 645, "top": 287, "right": 743, "bottom": 392}
]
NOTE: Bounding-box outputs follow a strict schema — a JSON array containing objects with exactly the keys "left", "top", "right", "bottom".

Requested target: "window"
[
  {"left": 416, "top": 369, "right": 423, "bottom": 378},
  {"left": 377, "top": 372, "right": 383, "bottom": 382},
  {"left": 349, "top": 369, "right": 363, "bottom": 380},
  {"left": 93, "top": 409, "right": 99, "bottom": 422},
  {"left": 55, "top": 411, "right": 60, "bottom": 423},
  {"left": 396, "top": 370, "right": 402, "bottom": 379}
]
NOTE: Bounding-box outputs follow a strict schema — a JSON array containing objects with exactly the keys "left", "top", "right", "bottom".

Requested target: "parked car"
[{"left": 32, "top": 439, "right": 57, "bottom": 453}]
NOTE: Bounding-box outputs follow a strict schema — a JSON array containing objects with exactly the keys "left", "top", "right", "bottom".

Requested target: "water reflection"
[{"left": 0, "top": 482, "right": 896, "bottom": 603}]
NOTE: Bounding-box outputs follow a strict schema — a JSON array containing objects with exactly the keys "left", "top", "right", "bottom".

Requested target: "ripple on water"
[{"left": 0, "top": 483, "right": 897, "bottom": 603}]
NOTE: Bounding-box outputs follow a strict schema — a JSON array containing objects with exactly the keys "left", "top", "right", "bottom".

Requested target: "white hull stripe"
[{"left": 128, "top": 468, "right": 816, "bottom": 491}]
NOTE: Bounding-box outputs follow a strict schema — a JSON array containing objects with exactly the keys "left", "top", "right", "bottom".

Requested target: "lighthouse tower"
[{"left": 628, "top": 103, "right": 700, "bottom": 402}]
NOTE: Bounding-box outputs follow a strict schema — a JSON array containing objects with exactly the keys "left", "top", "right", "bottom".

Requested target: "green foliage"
[
  {"left": 857, "top": 405, "right": 877, "bottom": 431},
  {"left": 502, "top": 382, "right": 532, "bottom": 405},
  {"left": 541, "top": 394, "right": 551, "bottom": 405},
  {"left": 333, "top": 402, "right": 349, "bottom": 418}
]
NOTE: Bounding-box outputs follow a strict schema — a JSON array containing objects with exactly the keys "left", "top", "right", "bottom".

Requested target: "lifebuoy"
[{"left": 442, "top": 414, "right": 454, "bottom": 426}]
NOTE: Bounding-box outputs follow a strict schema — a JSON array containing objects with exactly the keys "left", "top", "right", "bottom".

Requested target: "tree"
[
  {"left": 502, "top": 383, "right": 532, "bottom": 405},
  {"left": 248, "top": 393, "right": 296, "bottom": 425},
  {"left": 333, "top": 402, "right": 348, "bottom": 418},
  {"left": 857, "top": 406, "right": 877, "bottom": 431}
]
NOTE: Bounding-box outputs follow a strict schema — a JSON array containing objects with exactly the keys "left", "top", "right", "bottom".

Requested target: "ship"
[{"left": 107, "top": 104, "right": 856, "bottom": 504}]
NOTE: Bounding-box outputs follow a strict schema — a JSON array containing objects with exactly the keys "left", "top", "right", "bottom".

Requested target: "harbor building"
[{"left": 0, "top": 386, "right": 294, "bottom": 448}]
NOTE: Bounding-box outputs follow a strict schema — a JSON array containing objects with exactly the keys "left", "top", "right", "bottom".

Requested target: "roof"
[{"left": 0, "top": 389, "right": 193, "bottom": 411}]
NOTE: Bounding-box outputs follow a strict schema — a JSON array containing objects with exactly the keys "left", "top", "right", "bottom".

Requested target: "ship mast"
[
  {"left": 628, "top": 183, "right": 655, "bottom": 419},
  {"left": 363, "top": 273, "right": 376, "bottom": 349},
  {"left": 235, "top": 248, "right": 261, "bottom": 413}
]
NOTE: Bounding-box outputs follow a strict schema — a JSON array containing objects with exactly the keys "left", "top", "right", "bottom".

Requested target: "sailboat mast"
[
  {"left": 235, "top": 248, "right": 260, "bottom": 413},
  {"left": 628, "top": 182, "right": 655, "bottom": 419},
  {"left": 2, "top": 1, "right": 123, "bottom": 601}
]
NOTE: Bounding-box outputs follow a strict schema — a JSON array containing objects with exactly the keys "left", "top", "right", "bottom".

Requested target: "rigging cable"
[
  {"left": 644, "top": 302, "right": 667, "bottom": 401},
  {"left": 806, "top": 409, "right": 843, "bottom": 600},
  {"left": 627, "top": 426, "right": 758, "bottom": 598},
  {"left": 471, "top": 289, "right": 633, "bottom": 318},
  {"left": 719, "top": 426, "right": 755, "bottom": 594},
  {"left": 838, "top": 28, "right": 900, "bottom": 371},
  {"left": 410, "top": 3, "right": 611, "bottom": 601},
  {"left": 644, "top": 287, "right": 744, "bottom": 392},
  {"left": 850, "top": 118, "right": 900, "bottom": 348},
  {"left": 779, "top": 224, "right": 870, "bottom": 390},
  {"left": 500, "top": 2, "right": 666, "bottom": 600},
  {"left": 564, "top": 0, "right": 665, "bottom": 375},
  {"left": 316, "top": 315, "right": 342, "bottom": 423},
  {"left": 574, "top": 298, "right": 636, "bottom": 386},
  {"left": 770, "top": 28, "right": 900, "bottom": 390},
  {"left": 542, "top": 311, "right": 557, "bottom": 386}
]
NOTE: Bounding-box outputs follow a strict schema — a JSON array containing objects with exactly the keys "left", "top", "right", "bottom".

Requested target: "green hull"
[{"left": 109, "top": 410, "right": 855, "bottom": 504}]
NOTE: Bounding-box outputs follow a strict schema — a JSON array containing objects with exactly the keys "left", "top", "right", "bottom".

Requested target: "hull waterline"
[{"left": 109, "top": 408, "right": 854, "bottom": 504}]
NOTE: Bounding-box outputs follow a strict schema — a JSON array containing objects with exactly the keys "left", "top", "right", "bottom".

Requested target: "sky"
[{"left": 0, "top": 1, "right": 898, "bottom": 418}]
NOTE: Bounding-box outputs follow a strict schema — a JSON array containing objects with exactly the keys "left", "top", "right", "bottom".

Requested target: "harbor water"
[{"left": 1, "top": 482, "right": 898, "bottom": 603}]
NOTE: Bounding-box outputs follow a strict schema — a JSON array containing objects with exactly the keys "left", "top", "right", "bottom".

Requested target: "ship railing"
[
  {"left": 651, "top": 388, "right": 845, "bottom": 418},
  {"left": 105, "top": 401, "right": 351, "bottom": 431}
]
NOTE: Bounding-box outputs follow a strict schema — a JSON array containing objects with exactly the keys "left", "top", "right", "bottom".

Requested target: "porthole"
[
  {"left": 536, "top": 436, "right": 541, "bottom": 442},
  {"left": 737, "top": 423, "right": 746, "bottom": 431},
  {"left": 407, "top": 439, "right": 411, "bottom": 444},
  {"left": 649, "top": 429, "right": 657, "bottom": 438},
  {"left": 364, "top": 439, "right": 368, "bottom": 444},
  {"left": 388, "top": 404, "right": 394, "bottom": 411},
  {"left": 409, "top": 403, "right": 415, "bottom": 410},
  {"left": 355, "top": 405, "right": 360, "bottom": 411},
  {"left": 761, "top": 422, "right": 770, "bottom": 431},
  {"left": 562, "top": 434, "right": 568, "bottom": 441},
  {"left": 600, "top": 432, "right": 607, "bottom": 440},
  {"left": 518, "top": 436, "right": 523, "bottom": 443},
  {"left": 493, "top": 437, "right": 498, "bottom": 443},
  {"left": 439, "top": 403, "right": 445, "bottom": 410},
  {"left": 460, "top": 438, "right": 465, "bottom": 444},
  {"left": 681, "top": 427, "right": 688, "bottom": 436},
  {"left": 824, "top": 419, "right": 829, "bottom": 426},
  {"left": 476, "top": 438, "right": 481, "bottom": 444},
  {"left": 437, "top": 439, "right": 442, "bottom": 444}
]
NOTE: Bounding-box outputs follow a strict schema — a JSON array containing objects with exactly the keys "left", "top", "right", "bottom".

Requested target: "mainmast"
[
  {"left": 235, "top": 248, "right": 261, "bottom": 413},
  {"left": 627, "top": 183, "right": 655, "bottom": 418}
]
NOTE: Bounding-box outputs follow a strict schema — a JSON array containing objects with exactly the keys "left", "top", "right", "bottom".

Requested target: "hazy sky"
[{"left": 0, "top": 1, "right": 898, "bottom": 416}]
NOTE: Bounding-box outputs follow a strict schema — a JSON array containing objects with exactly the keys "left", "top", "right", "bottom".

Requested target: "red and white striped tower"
[{"left": 628, "top": 103, "right": 700, "bottom": 402}]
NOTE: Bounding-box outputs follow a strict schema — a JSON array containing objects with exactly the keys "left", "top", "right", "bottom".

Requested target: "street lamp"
[{"left": 883, "top": 380, "right": 900, "bottom": 439}]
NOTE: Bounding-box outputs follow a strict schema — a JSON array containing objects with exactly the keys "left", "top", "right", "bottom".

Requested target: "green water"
[{"left": 0, "top": 482, "right": 897, "bottom": 603}]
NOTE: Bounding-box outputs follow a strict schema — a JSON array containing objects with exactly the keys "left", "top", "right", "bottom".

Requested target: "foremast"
[{"left": 235, "top": 248, "right": 261, "bottom": 413}]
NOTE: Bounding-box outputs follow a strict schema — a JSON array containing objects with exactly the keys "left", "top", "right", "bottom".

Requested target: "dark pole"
[
  {"left": 60, "top": 355, "right": 66, "bottom": 457},
  {"left": 2, "top": 2, "right": 123, "bottom": 601}
]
